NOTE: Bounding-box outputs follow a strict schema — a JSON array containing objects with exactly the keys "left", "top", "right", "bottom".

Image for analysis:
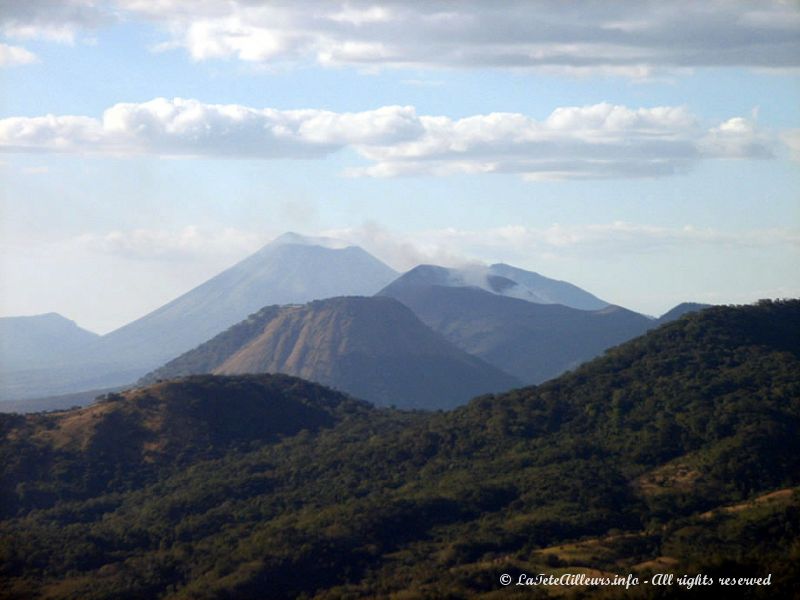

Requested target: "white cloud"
[
  {"left": 319, "top": 222, "right": 800, "bottom": 271},
  {"left": 348, "top": 103, "right": 721, "bottom": 180},
  {"left": 0, "top": 98, "right": 423, "bottom": 158},
  {"left": 73, "top": 221, "right": 800, "bottom": 274},
  {"left": 0, "top": 114, "right": 103, "bottom": 151},
  {"left": 74, "top": 225, "right": 267, "bottom": 261},
  {"left": 321, "top": 222, "right": 473, "bottom": 272},
  {"left": 0, "top": 0, "right": 113, "bottom": 44},
  {"left": 700, "top": 117, "right": 773, "bottom": 159},
  {"left": 0, "top": 99, "right": 781, "bottom": 180},
  {"left": 112, "top": 1, "right": 800, "bottom": 76},
  {"left": 1, "top": 2, "right": 797, "bottom": 75},
  {"left": 0, "top": 42, "right": 38, "bottom": 67}
]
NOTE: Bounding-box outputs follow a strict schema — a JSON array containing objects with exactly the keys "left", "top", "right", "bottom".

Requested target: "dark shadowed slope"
[
  {"left": 143, "top": 296, "right": 520, "bottom": 409},
  {"left": 378, "top": 278, "right": 651, "bottom": 384}
]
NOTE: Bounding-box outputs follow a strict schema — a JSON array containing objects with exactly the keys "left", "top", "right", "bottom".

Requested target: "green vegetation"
[{"left": 1, "top": 300, "right": 798, "bottom": 598}]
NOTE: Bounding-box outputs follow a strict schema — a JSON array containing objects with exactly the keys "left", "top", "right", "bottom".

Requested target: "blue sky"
[{"left": 1, "top": 1, "right": 798, "bottom": 332}]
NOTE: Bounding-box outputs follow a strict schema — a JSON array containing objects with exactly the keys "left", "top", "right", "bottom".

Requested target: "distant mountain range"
[
  {"left": 142, "top": 296, "right": 520, "bottom": 409},
  {"left": 378, "top": 272, "right": 653, "bottom": 384},
  {"left": 0, "top": 314, "right": 132, "bottom": 405},
  {"left": 395, "top": 263, "right": 609, "bottom": 310},
  {"left": 0, "top": 233, "right": 398, "bottom": 401},
  {"left": 0, "top": 231, "right": 713, "bottom": 407},
  {"left": 0, "top": 313, "right": 99, "bottom": 371},
  {"left": 88, "top": 232, "right": 399, "bottom": 369}
]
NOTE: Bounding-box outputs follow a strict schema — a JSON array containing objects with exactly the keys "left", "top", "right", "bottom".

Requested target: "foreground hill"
[
  {"left": 379, "top": 280, "right": 652, "bottom": 383},
  {"left": 0, "top": 233, "right": 398, "bottom": 402},
  {"left": 0, "top": 374, "right": 371, "bottom": 517},
  {"left": 142, "top": 296, "right": 520, "bottom": 409},
  {"left": 1, "top": 300, "right": 798, "bottom": 598}
]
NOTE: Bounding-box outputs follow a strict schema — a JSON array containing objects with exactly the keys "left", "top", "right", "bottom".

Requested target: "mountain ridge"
[
  {"left": 0, "top": 313, "right": 99, "bottom": 372},
  {"left": 0, "top": 235, "right": 398, "bottom": 402},
  {"left": 95, "top": 240, "right": 399, "bottom": 367},
  {"left": 378, "top": 281, "right": 653, "bottom": 384},
  {"left": 383, "top": 263, "right": 609, "bottom": 310},
  {"left": 142, "top": 295, "right": 520, "bottom": 409}
]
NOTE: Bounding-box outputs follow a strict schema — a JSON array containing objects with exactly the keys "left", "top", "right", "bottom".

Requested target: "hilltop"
[
  {"left": 142, "top": 296, "right": 520, "bottom": 409},
  {"left": 381, "top": 263, "right": 609, "bottom": 310}
]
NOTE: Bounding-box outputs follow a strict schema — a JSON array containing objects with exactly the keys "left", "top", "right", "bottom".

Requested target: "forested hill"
[
  {"left": 0, "top": 375, "right": 376, "bottom": 517},
  {"left": 457, "top": 298, "right": 800, "bottom": 465},
  {"left": 1, "top": 300, "right": 798, "bottom": 598}
]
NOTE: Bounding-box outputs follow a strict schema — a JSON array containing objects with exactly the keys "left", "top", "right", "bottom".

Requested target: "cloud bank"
[
  {"left": 2, "top": 2, "right": 798, "bottom": 75},
  {"left": 0, "top": 98, "right": 775, "bottom": 181},
  {"left": 0, "top": 0, "right": 111, "bottom": 43},
  {"left": 322, "top": 222, "right": 800, "bottom": 271},
  {"left": 68, "top": 222, "right": 800, "bottom": 272},
  {"left": 149, "top": 1, "right": 800, "bottom": 75},
  {"left": 74, "top": 225, "right": 266, "bottom": 261},
  {"left": 0, "top": 42, "right": 37, "bottom": 66}
]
